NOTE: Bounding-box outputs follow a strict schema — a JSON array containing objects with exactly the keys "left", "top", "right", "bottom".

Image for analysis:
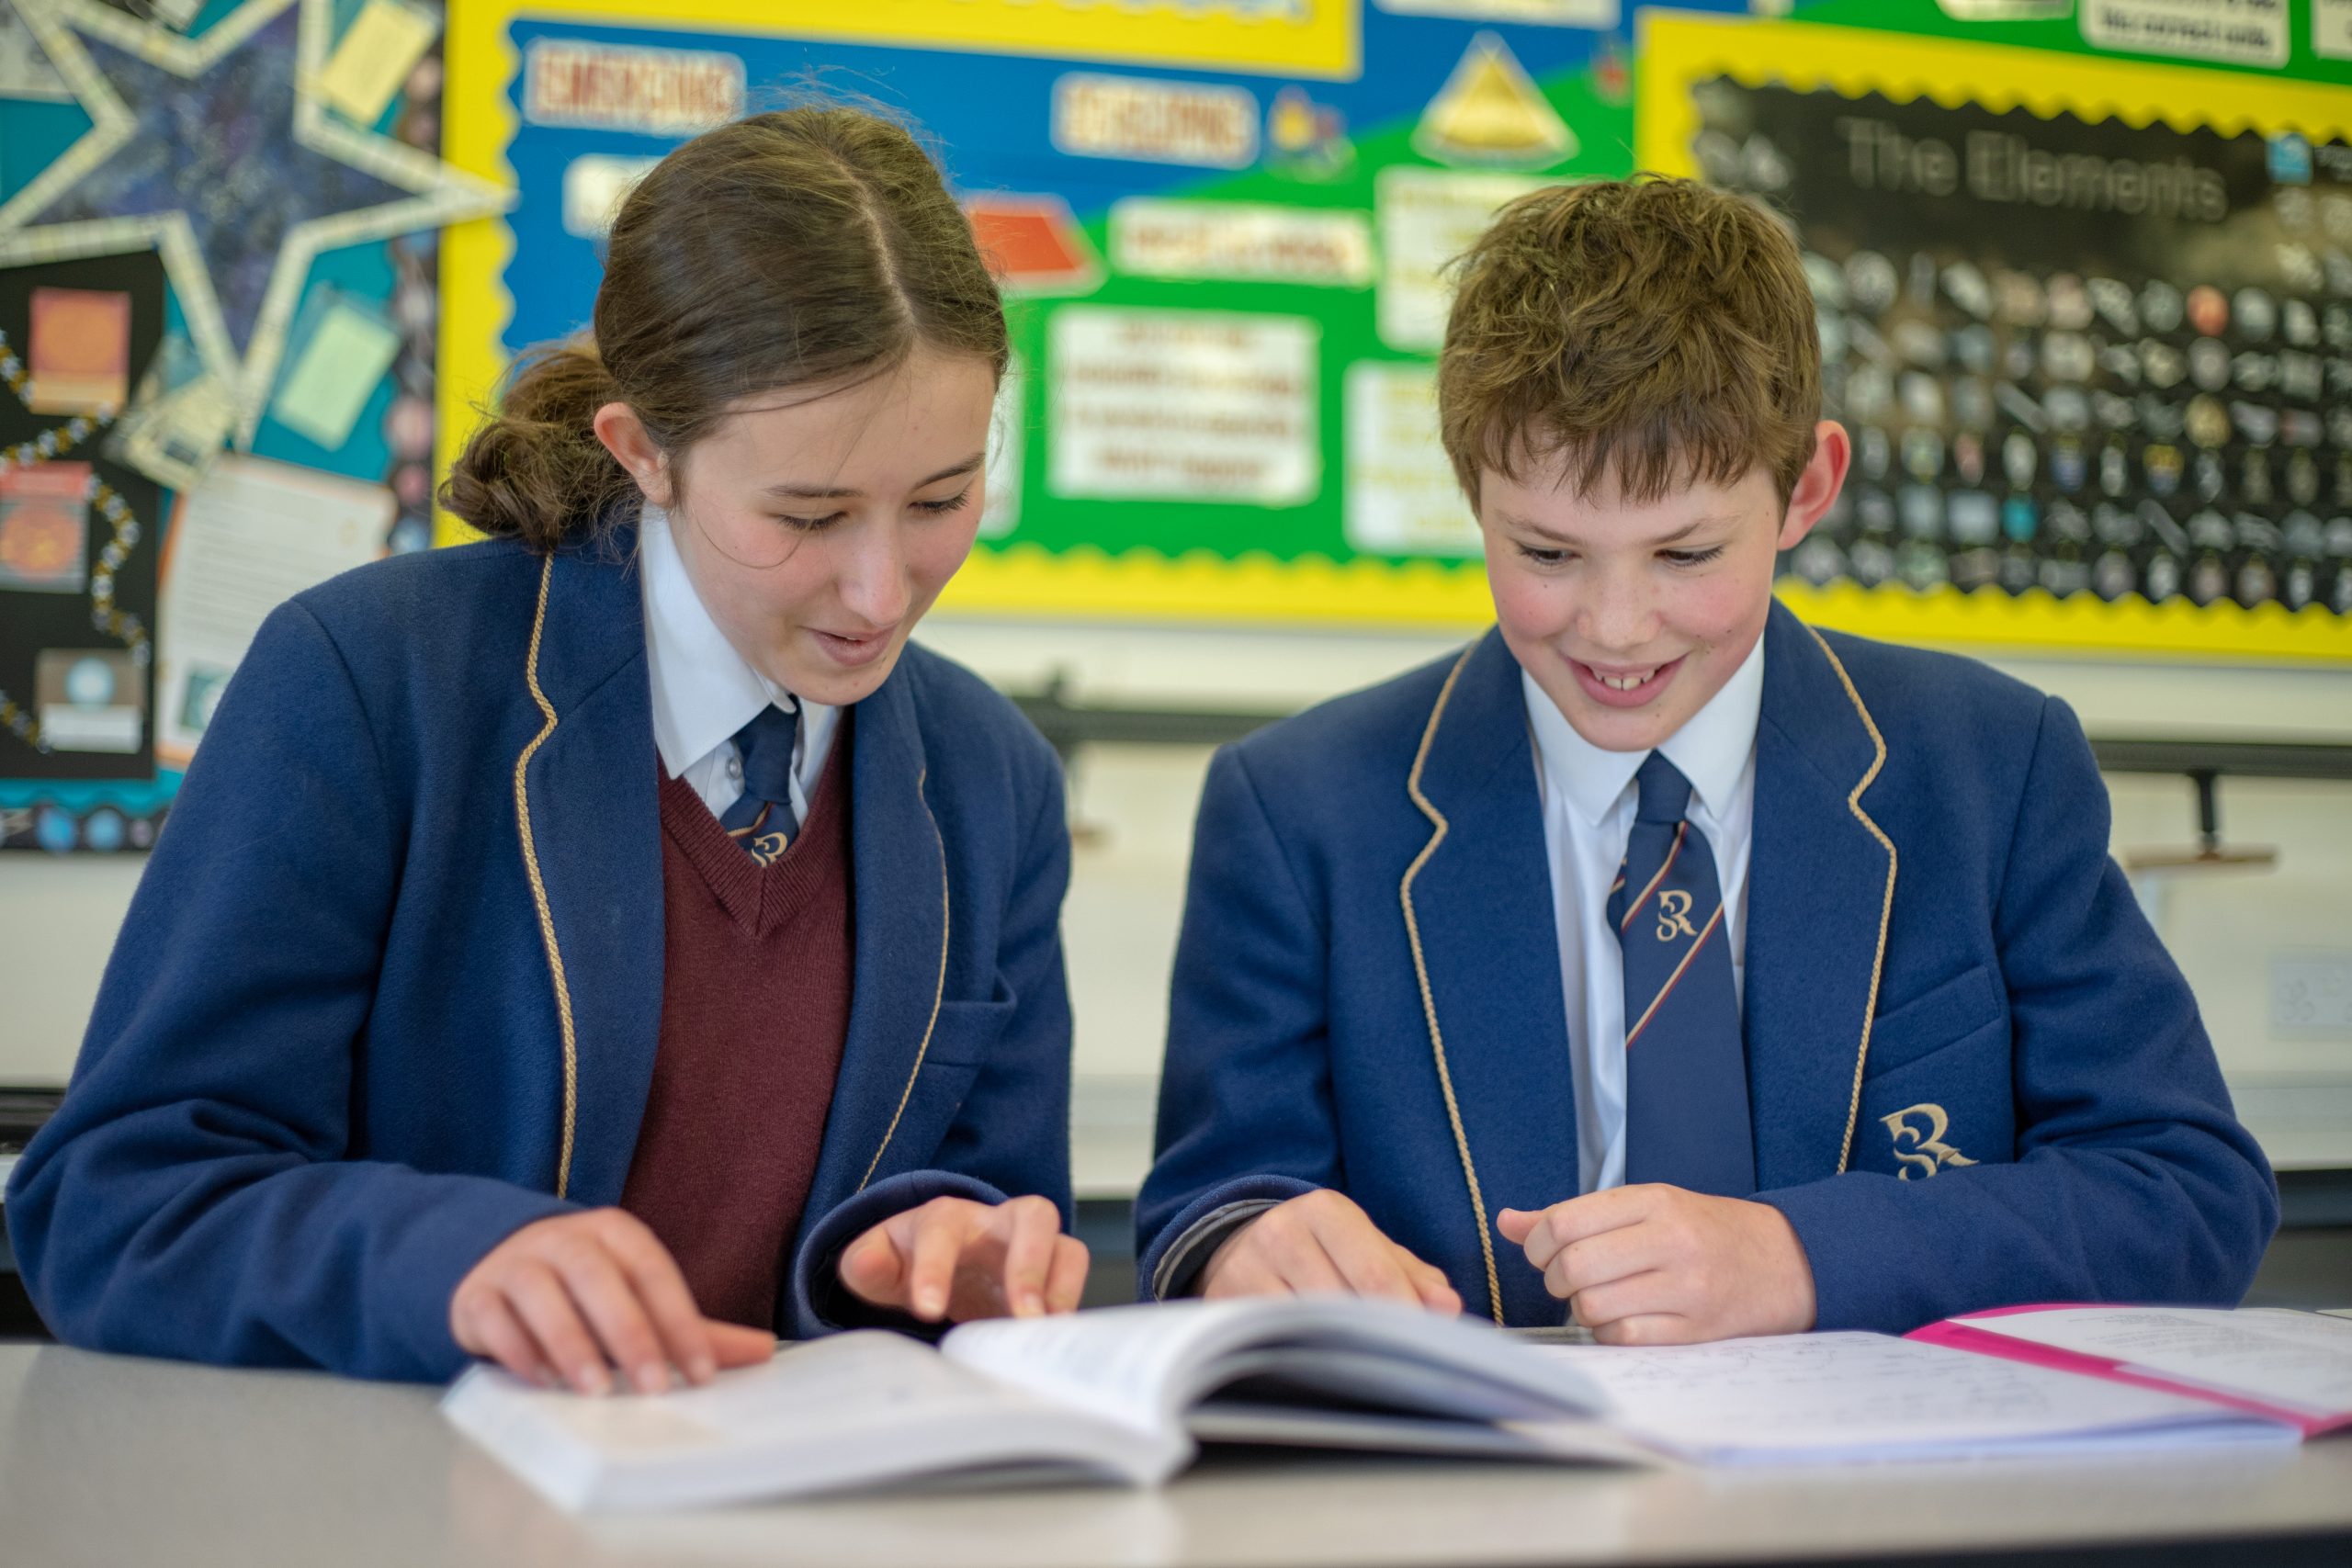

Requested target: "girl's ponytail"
[{"left": 439, "top": 344, "right": 637, "bottom": 553}]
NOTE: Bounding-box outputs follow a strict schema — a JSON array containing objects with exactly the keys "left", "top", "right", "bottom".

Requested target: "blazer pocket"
[
  {"left": 1865, "top": 963, "right": 2004, "bottom": 1077},
  {"left": 920, "top": 995, "right": 1016, "bottom": 1068}
]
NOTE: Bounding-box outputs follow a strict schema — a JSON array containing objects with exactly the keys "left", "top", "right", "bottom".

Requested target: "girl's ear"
[{"left": 592, "top": 401, "right": 673, "bottom": 508}]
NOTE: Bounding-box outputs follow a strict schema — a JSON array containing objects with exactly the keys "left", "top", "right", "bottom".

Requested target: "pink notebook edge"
[{"left": 1905, "top": 1309, "right": 2347, "bottom": 1438}]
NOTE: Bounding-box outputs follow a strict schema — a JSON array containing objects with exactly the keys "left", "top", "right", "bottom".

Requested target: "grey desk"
[{"left": 1, "top": 1343, "right": 2347, "bottom": 1568}]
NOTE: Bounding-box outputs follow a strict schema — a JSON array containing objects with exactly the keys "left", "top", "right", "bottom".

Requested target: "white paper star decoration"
[{"left": 0, "top": 0, "right": 509, "bottom": 446}]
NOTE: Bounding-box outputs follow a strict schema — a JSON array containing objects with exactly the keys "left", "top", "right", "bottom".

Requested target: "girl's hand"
[
  {"left": 838, "top": 1195, "right": 1089, "bottom": 1322},
  {"left": 450, "top": 1209, "right": 774, "bottom": 1394}
]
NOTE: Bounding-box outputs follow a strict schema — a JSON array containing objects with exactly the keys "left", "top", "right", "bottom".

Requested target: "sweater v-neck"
[{"left": 655, "top": 711, "right": 853, "bottom": 937}]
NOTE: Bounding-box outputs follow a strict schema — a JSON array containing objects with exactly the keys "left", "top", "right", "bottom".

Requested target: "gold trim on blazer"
[
  {"left": 1800, "top": 624, "right": 1897, "bottom": 1177},
  {"left": 857, "top": 766, "right": 951, "bottom": 1192},
  {"left": 514, "top": 553, "right": 582, "bottom": 1199},
  {"left": 1401, "top": 643, "right": 1507, "bottom": 1325}
]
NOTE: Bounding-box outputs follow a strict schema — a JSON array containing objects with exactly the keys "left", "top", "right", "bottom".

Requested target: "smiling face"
[
  {"left": 596, "top": 343, "right": 999, "bottom": 707},
  {"left": 1481, "top": 423, "right": 1850, "bottom": 753}
]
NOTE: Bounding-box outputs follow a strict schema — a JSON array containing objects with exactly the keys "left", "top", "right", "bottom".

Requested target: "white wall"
[{"left": 6, "top": 617, "right": 2350, "bottom": 1193}]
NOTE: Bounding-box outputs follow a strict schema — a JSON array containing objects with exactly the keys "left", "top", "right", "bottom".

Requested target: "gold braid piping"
[
  {"left": 514, "top": 554, "right": 581, "bottom": 1198},
  {"left": 1401, "top": 642, "right": 1506, "bottom": 1325},
  {"left": 1801, "top": 625, "right": 1897, "bottom": 1177},
  {"left": 857, "top": 766, "right": 950, "bottom": 1191}
]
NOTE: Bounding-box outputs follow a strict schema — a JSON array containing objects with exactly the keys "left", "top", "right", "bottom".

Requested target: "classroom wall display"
[
  {"left": 435, "top": 0, "right": 1755, "bottom": 630},
  {"left": 0, "top": 249, "right": 165, "bottom": 852},
  {"left": 0, "top": 0, "right": 474, "bottom": 850},
  {"left": 1639, "top": 2, "right": 2352, "bottom": 662}
]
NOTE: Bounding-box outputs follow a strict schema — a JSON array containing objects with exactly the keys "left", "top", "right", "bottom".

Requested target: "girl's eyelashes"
[{"left": 773, "top": 488, "right": 974, "bottom": 532}]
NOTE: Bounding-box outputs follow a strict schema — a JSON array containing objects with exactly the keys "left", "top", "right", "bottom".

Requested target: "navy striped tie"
[
  {"left": 1605, "top": 752, "right": 1756, "bottom": 1196},
  {"left": 718, "top": 704, "right": 801, "bottom": 867}
]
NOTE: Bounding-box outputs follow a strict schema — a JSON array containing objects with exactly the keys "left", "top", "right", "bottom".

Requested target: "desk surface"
[{"left": 3, "top": 1342, "right": 2349, "bottom": 1568}]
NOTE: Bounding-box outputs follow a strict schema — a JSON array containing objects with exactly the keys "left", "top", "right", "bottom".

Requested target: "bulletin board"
[
  {"left": 438, "top": 0, "right": 2352, "bottom": 659},
  {"left": 435, "top": 0, "right": 1750, "bottom": 630},
  {"left": 1640, "top": 2, "right": 2352, "bottom": 662},
  {"left": 0, "top": 0, "right": 499, "bottom": 850}
]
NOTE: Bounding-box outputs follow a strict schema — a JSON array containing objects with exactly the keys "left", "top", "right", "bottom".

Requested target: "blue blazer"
[
  {"left": 1139, "top": 604, "right": 2278, "bottom": 1331},
  {"left": 7, "top": 531, "right": 1072, "bottom": 1381}
]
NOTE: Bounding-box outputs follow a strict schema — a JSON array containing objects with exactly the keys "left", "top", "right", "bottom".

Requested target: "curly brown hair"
[
  {"left": 442, "top": 106, "right": 1008, "bottom": 552},
  {"left": 1436, "top": 175, "right": 1819, "bottom": 511}
]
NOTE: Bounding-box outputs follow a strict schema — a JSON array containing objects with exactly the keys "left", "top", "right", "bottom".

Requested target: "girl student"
[{"left": 8, "top": 107, "right": 1088, "bottom": 1388}]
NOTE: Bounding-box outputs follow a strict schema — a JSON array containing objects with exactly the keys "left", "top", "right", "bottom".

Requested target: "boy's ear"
[
  {"left": 1776, "top": 421, "right": 1850, "bottom": 550},
  {"left": 592, "top": 400, "right": 674, "bottom": 508}
]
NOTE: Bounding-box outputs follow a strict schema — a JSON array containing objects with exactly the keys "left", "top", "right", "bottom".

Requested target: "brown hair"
[
  {"left": 442, "top": 107, "right": 1008, "bottom": 551},
  {"left": 1436, "top": 175, "right": 1819, "bottom": 510}
]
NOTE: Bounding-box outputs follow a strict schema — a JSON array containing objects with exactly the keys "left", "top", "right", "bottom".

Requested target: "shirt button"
[{"left": 726, "top": 757, "right": 742, "bottom": 783}]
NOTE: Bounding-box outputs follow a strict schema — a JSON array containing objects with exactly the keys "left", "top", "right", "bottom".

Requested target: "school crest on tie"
[
  {"left": 1882, "top": 1102, "right": 1977, "bottom": 1179},
  {"left": 1655, "top": 888, "right": 1699, "bottom": 941}
]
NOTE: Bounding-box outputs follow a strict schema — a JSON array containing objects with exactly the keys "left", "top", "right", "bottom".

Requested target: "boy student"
[{"left": 1136, "top": 178, "right": 2277, "bottom": 1342}]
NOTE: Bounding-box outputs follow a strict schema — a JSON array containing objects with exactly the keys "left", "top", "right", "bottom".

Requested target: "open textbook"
[
  {"left": 445, "top": 1298, "right": 2336, "bottom": 1511},
  {"left": 445, "top": 1298, "right": 1634, "bottom": 1512}
]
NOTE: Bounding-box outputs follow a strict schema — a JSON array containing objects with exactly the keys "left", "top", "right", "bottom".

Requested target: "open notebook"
[
  {"left": 445, "top": 1298, "right": 2337, "bottom": 1511},
  {"left": 1908, "top": 1303, "right": 2352, "bottom": 1438}
]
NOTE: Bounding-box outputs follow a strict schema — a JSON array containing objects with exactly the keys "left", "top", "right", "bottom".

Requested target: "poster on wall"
[
  {"left": 438, "top": 0, "right": 1742, "bottom": 629},
  {"left": 1639, "top": 10, "right": 2352, "bottom": 662},
  {"left": 0, "top": 250, "right": 167, "bottom": 852},
  {"left": 0, "top": 0, "right": 492, "bottom": 850}
]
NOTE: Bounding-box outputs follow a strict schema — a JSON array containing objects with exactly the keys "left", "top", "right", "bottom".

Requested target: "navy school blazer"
[
  {"left": 1138, "top": 603, "right": 2278, "bottom": 1330},
  {"left": 6, "top": 529, "right": 1072, "bottom": 1381}
]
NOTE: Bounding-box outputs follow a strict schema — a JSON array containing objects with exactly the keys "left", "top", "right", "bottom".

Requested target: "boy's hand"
[
  {"left": 450, "top": 1209, "right": 775, "bottom": 1395},
  {"left": 838, "top": 1194, "right": 1089, "bottom": 1323},
  {"left": 1196, "top": 1190, "right": 1462, "bottom": 1313},
  {"left": 1497, "top": 1187, "right": 1816, "bottom": 1345}
]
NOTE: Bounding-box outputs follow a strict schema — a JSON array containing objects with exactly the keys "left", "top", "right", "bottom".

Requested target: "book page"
[
  {"left": 944, "top": 1301, "right": 1252, "bottom": 1435},
  {"left": 462, "top": 1331, "right": 1018, "bottom": 1455},
  {"left": 1530, "top": 1333, "right": 2290, "bottom": 1462},
  {"left": 1951, "top": 1308, "right": 2352, "bottom": 1416},
  {"left": 944, "top": 1298, "right": 1607, "bottom": 1438},
  {"left": 446, "top": 1331, "right": 1184, "bottom": 1509}
]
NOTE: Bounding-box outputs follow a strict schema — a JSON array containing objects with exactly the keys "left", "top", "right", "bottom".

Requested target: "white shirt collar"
[
  {"left": 1522, "top": 633, "right": 1766, "bottom": 828},
  {"left": 640, "top": 505, "right": 808, "bottom": 780}
]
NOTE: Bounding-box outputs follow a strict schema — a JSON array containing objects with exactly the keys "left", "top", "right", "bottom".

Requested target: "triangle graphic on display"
[{"left": 1414, "top": 31, "right": 1576, "bottom": 169}]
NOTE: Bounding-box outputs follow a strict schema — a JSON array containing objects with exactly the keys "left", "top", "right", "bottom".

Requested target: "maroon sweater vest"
[{"left": 620, "top": 718, "right": 854, "bottom": 1331}]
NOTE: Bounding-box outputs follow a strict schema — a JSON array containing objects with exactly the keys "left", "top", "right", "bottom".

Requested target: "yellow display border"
[{"left": 1634, "top": 11, "right": 2352, "bottom": 664}]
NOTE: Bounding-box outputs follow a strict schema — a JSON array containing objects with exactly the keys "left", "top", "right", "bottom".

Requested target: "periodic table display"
[{"left": 1642, "top": 5, "right": 2352, "bottom": 662}]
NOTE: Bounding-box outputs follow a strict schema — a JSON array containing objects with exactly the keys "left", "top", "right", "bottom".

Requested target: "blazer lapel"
[
  {"left": 1397, "top": 630, "right": 1577, "bottom": 1324},
  {"left": 803, "top": 663, "right": 949, "bottom": 1213},
  {"left": 1743, "top": 602, "right": 1898, "bottom": 1190},
  {"left": 513, "top": 534, "right": 665, "bottom": 1206}
]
